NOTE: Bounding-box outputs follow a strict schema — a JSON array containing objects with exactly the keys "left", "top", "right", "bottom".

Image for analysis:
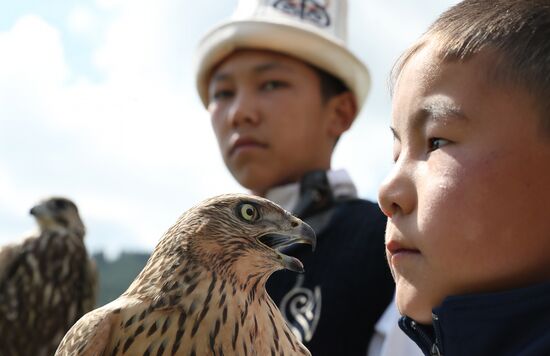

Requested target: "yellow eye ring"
[{"left": 239, "top": 203, "right": 258, "bottom": 222}]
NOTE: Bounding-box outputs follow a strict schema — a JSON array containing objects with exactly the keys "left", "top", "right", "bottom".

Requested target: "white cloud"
[
  {"left": 67, "top": 6, "right": 96, "bottom": 35},
  {"left": 94, "top": 0, "right": 124, "bottom": 11},
  {"left": 0, "top": 15, "right": 68, "bottom": 96},
  {"left": 0, "top": 164, "right": 36, "bottom": 215}
]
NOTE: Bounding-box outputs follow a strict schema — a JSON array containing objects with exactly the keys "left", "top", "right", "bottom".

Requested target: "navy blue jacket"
[
  {"left": 266, "top": 171, "right": 395, "bottom": 355},
  {"left": 399, "top": 282, "right": 550, "bottom": 356}
]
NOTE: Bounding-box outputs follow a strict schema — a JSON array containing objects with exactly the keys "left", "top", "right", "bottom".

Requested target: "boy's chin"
[
  {"left": 395, "top": 282, "right": 437, "bottom": 324},
  {"left": 230, "top": 170, "right": 271, "bottom": 196}
]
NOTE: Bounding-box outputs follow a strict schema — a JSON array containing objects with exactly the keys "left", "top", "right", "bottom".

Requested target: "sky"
[{"left": 0, "top": 0, "right": 460, "bottom": 258}]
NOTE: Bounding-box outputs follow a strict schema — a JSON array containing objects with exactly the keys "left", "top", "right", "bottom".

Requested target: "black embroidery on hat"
[{"left": 272, "top": 0, "right": 331, "bottom": 27}]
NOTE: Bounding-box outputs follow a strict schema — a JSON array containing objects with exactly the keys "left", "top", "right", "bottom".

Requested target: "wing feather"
[
  {"left": 55, "top": 307, "right": 115, "bottom": 356},
  {"left": 0, "top": 240, "right": 27, "bottom": 283}
]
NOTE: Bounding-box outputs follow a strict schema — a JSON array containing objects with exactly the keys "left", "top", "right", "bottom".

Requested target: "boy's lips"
[
  {"left": 229, "top": 137, "right": 268, "bottom": 155},
  {"left": 386, "top": 240, "right": 421, "bottom": 258}
]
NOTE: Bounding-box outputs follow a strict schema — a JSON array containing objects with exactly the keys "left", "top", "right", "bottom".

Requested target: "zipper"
[
  {"left": 407, "top": 318, "right": 443, "bottom": 356},
  {"left": 431, "top": 313, "right": 443, "bottom": 356},
  {"left": 408, "top": 320, "right": 434, "bottom": 354}
]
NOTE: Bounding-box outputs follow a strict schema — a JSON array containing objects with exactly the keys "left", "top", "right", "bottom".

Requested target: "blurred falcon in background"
[
  {"left": 56, "top": 193, "right": 314, "bottom": 356},
  {"left": 0, "top": 197, "right": 97, "bottom": 356}
]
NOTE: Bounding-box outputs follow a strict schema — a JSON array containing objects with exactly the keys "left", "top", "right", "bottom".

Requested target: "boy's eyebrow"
[
  {"left": 252, "top": 61, "right": 294, "bottom": 74},
  {"left": 390, "top": 97, "right": 466, "bottom": 139},
  {"left": 210, "top": 72, "right": 232, "bottom": 85},
  {"left": 413, "top": 96, "right": 467, "bottom": 130}
]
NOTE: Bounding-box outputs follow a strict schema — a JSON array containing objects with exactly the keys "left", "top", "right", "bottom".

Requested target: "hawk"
[
  {"left": 0, "top": 197, "right": 97, "bottom": 356},
  {"left": 56, "top": 193, "right": 315, "bottom": 356}
]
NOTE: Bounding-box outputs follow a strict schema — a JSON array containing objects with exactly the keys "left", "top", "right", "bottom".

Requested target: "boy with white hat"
[{"left": 194, "top": 1, "right": 399, "bottom": 354}]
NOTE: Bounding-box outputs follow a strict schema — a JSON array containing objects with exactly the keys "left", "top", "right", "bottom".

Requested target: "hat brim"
[{"left": 195, "top": 19, "right": 370, "bottom": 112}]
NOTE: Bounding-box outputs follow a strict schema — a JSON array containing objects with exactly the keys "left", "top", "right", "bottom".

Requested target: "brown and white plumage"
[
  {"left": 56, "top": 193, "right": 315, "bottom": 356},
  {"left": 0, "top": 197, "right": 97, "bottom": 356}
]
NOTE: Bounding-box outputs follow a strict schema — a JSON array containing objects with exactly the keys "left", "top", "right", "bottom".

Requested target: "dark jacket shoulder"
[{"left": 400, "top": 281, "right": 550, "bottom": 356}]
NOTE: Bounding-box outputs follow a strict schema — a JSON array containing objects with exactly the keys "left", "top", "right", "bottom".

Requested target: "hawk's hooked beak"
[
  {"left": 29, "top": 204, "right": 52, "bottom": 221},
  {"left": 259, "top": 217, "right": 316, "bottom": 273},
  {"left": 29, "top": 204, "right": 45, "bottom": 217}
]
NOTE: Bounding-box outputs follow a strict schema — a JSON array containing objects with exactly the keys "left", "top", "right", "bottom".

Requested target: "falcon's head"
[
  {"left": 30, "top": 197, "right": 85, "bottom": 237},
  {"left": 164, "top": 194, "right": 316, "bottom": 278}
]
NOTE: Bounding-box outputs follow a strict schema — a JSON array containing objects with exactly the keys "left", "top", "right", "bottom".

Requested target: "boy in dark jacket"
[
  {"left": 193, "top": 1, "right": 398, "bottom": 354},
  {"left": 378, "top": 1, "right": 550, "bottom": 355}
]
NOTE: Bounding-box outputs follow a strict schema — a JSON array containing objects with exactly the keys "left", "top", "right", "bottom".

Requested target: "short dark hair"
[
  {"left": 391, "top": 0, "right": 550, "bottom": 135},
  {"left": 311, "top": 66, "right": 349, "bottom": 103}
]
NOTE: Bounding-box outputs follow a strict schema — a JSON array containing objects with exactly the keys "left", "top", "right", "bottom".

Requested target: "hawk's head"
[
  {"left": 30, "top": 197, "right": 85, "bottom": 237},
  {"left": 162, "top": 194, "right": 316, "bottom": 278}
]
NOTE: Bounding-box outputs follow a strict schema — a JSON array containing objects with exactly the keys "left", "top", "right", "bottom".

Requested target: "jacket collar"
[
  {"left": 264, "top": 169, "right": 357, "bottom": 236},
  {"left": 399, "top": 281, "right": 550, "bottom": 356},
  {"left": 265, "top": 169, "right": 357, "bottom": 217}
]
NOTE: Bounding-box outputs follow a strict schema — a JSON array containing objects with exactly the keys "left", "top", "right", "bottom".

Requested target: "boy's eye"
[
  {"left": 261, "top": 80, "right": 287, "bottom": 91},
  {"left": 428, "top": 137, "right": 450, "bottom": 152},
  {"left": 392, "top": 152, "right": 400, "bottom": 163},
  {"left": 392, "top": 142, "right": 401, "bottom": 163},
  {"left": 211, "top": 89, "right": 234, "bottom": 101}
]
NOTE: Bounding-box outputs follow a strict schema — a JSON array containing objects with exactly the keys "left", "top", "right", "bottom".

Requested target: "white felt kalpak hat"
[{"left": 195, "top": 0, "right": 370, "bottom": 112}]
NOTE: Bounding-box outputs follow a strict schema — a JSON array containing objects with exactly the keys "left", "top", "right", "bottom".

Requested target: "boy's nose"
[
  {"left": 227, "top": 93, "right": 260, "bottom": 127},
  {"left": 378, "top": 162, "right": 416, "bottom": 218}
]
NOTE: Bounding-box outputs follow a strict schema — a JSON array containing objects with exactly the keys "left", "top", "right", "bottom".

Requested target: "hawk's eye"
[
  {"left": 52, "top": 199, "right": 68, "bottom": 210},
  {"left": 239, "top": 203, "right": 259, "bottom": 222}
]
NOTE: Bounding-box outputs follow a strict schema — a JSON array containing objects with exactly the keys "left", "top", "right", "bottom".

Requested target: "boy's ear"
[{"left": 326, "top": 91, "right": 357, "bottom": 138}]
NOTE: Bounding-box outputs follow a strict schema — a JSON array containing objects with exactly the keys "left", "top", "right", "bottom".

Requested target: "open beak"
[{"left": 259, "top": 217, "right": 316, "bottom": 273}]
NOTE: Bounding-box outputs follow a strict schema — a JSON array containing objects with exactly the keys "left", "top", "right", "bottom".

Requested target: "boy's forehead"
[
  {"left": 396, "top": 43, "right": 505, "bottom": 102},
  {"left": 398, "top": 40, "right": 510, "bottom": 93},
  {"left": 392, "top": 44, "right": 443, "bottom": 120},
  {"left": 392, "top": 44, "right": 515, "bottom": 130},
  {"left": 399, "top": 42, "right": 449, "bottom": 89},
  {"left": 209, "top": 49, "right": 308, "bottom": 83}
]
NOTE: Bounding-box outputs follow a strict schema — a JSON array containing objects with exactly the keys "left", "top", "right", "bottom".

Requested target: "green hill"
[{"left": 92, "top": 251, "right": 150, "bottom": 306}]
